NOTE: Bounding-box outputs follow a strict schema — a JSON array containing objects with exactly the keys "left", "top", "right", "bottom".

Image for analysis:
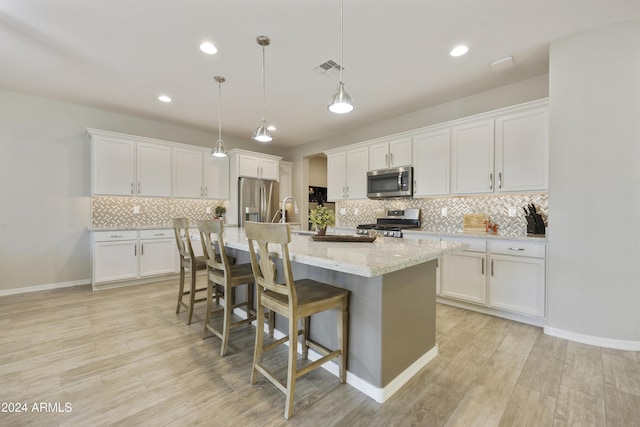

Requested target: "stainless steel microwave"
[{"left": 367, "top": 167, "right": 413, "bottom": 199}]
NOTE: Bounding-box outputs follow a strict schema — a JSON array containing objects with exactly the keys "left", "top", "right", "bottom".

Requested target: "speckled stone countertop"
[
  {"left": 403, "top": 229, "right": 547, "bottom": 242},
  {"left": 220, "top": 228, "right": 467, "bottom": 278}
]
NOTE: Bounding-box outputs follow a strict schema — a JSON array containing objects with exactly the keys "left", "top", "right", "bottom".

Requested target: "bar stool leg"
[
  {"left": 187, "top": 266, "right": 196, "bottom": 325},
  {"left": 284, "top": 317, "right": 298, "bottom": 420},
  {"left": 176, "top": 265, "right": 185, "bottom": 314}
]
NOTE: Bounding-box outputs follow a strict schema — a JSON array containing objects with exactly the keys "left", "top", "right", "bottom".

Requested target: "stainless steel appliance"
[
  {"left": 367, "top": 167, "right": 413, "bottom": 199},
  {"left": 356, "top": 208, "right": 420, "bottom": 238},
  {"left": 238, "top": 177, "right": 279, "bottom": 227}
]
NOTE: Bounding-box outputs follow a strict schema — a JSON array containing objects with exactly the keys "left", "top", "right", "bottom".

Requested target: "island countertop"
[{"left": 221, "top": 228, "right": 467, "bottom": 278}]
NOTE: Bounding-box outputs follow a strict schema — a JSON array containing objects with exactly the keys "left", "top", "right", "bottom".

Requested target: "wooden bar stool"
[
  {"left": 245, "top": 221, "right": 349, "bottom": 420},
  {"left": 172, "top": 218, "right": 209, "bottom": 325},
  {"left": 197, "top": 219, "right": 257, "bottom": 356}
]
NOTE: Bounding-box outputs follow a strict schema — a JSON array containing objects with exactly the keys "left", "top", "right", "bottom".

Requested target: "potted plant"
[
  {"left": 308, "top": 205, "right": 335, "bottom": 236},
  {"left": 214, "top": 204, "right": 226, "bottom": 219}
]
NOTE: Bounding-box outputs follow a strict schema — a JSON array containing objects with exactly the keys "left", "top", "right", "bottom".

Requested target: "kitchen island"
[{"left": 221, "top": 227, "right": 467, "bottom": 402}]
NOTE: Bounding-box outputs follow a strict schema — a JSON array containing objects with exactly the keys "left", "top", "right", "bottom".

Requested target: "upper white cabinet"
[
  {"left": 451, "top": 119, "right": 495, "bottom": 195},
  {"left": 326, "top": 147, "right": 368, "bottom": 201},
  {"left": 173, "top": 147, "right": 229, "bottom": 199},
  {"left": 412, "top": 128, "right": 450, "bottom": 196},
  {"left": 369, "top": 137, "right": 412, "bottom": 171},
  {"left": 136, "top": 142, "right": 171, "bottom": 197},
  {"left": 90, "top": 130, "right": 172, "bottom": 197},
  {"left": 495, "top": 106, "right": 549, "bottom": 192},
  {"left": 235, "top": 151, "right": 279, "bottom": 181}
]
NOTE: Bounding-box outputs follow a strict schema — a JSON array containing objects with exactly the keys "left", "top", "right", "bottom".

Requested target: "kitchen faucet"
[{"left": 280, "top": 196, "right": 299, "bottom": 223}]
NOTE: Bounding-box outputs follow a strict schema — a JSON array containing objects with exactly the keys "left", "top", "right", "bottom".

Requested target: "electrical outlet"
[
  {"left": 206, "top": 207, "right": 211, "bottom": 214},
  {"left": 354, "top": 208, "right": 359, "bottom": 215},
  {"left": 339, "top": 208, "right": 347, "bottom": 215},
  {"left": 508, "top": 206, "right": 517, "bottom": 217},
  {"left": 441, "top": 207, "right": 448, "bottom": 217},
  {"left": 133, "top": 205, "right": 140, "bottom": 214}
]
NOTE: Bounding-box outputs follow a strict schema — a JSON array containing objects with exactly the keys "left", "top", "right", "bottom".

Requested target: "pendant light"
[
  {"left": 328, "top": 0, "right": 354, "bottom": 114},
  {"left": 211, "top": 76, "right": 228, "bottom": 157},
  {"left": 253, "top": 35, "right": 273, "bottom": 142}
]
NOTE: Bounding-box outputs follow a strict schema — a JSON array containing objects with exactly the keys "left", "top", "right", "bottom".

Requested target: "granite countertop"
[
  {"left": 402, "top": 229, "right": 547, "bottom": 242},
  {"left": 220, "top": 228, "right": 467, "bottom": 278}
]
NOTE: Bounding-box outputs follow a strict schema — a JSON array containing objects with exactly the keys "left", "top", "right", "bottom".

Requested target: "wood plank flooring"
[{"left": 1, "top": 279, "right": 639, "bottom": 426}]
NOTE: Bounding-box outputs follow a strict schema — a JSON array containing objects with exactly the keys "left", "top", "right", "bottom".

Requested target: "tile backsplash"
[
  {"left": 335, "top": 193, "right": 548, "bottom": 236},
  {"left": 91, "top": 196, "right": 227, "bottom": 228}
]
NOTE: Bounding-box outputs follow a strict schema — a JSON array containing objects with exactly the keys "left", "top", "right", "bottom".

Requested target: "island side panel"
[{"left": 381, "top": 259, "right": 437, "bottom": 386}]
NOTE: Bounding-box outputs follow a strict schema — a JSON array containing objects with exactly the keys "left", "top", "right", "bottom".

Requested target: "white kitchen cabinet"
[
  {"left": 90, "top": 132, "right": 136, "bottom": 195},
  {"left": 488, "top": 240, "right": 546, "bottom": 317},
  {"left": 451, "top": 119, "right": 495, "bottom": 194},
  {"left": 495, "top": 106, "right": 549, "bottom": 192},
  {"left": 441, "top": 237, "right": 487, "bottom": 304},
  {"left": 174, "top": 147, "right": 229, "bottom": 199},
  {"left": 92, "top": 229, "right": 177, "bottom": 290},
  {"left": 136, "top": 142, "right": 171, "bottom": 197},
  {"left": 326, "top": 147, "right": 368, "bottom": 200},
  {"left": 368, "top": 137, "right": 412, "bottom": 171},
  {"left": 139, "top": 229, "right": 176, "bottom": 277},
  {"left": 412, "top": 128, "right": 451, "bottom": 196},
  {"left": 90, "top": 129, "right": 170, "bottom": 197},
  {"left": 237, "top": 152, "right": 279, "bottom": 181}
]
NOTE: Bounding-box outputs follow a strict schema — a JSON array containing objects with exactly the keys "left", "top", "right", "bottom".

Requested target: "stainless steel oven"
[{"left": 367, "top": 167, "right": 413, "bottom": 199}]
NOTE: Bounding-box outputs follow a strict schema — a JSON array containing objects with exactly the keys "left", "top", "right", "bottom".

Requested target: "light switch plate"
[
  {"left": 441, "top": 207, "right": 448, "bottom": 217},
  {"left": 206, "top": 207, "right": 211, "bottom": 214},
  {"left": 339, "top": 208, "right": 346, "bottom": 215},
  {"left": 354, "top": 208, "right": 359, "bottom": 215},
  {"left": 133, "top": 205, "right": 140, "bottom": 214},
  {"left": 508, "top": 206, "right": 517, "bottom": 217}
]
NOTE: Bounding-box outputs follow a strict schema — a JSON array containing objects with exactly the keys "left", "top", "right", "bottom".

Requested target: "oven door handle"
[{"left": 398, "top": 172, "right": 403, "bottom": 190}]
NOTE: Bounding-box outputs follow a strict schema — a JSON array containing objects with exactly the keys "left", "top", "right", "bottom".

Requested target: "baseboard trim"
[
  {"left": 436, "top": 296, "right": 546, "bottom": 327},
  {"left": 247, "top": 312, "right": 438, "bottom": 403},
  {"left": 0, "top": 279, "right": 90, "bottom": 296},
  {"left": 544, "top": 326, "right": 640, "bottom": 351}
]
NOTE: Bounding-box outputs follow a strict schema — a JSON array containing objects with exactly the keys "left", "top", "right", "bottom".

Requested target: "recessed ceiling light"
[
  {"left": 450, "top": 45, "right": 469, "bottom": 57},
  {"left": 200, "top": 42, "right": 218, "bottom": 55},
  {"left": 267, "top": 125, "right": 276, "bottom": 131},
  {"left": 158, "top": 95, "right": 172, "bottom": 103}
]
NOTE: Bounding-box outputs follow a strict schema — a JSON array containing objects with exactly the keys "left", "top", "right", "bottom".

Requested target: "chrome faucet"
[{"left": 280, "top": 196, "right": 299, "bottom": 223}]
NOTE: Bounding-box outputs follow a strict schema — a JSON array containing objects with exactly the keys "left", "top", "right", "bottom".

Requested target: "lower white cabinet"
[
  {"left": 437, "top": 235, "right": 546, "bottom": 324},
  {"left": 488, "top": 241, "right": 546, "bottom": 317},
  {"left": 441, "top": 238, "right": 488, "bottom": 304},
  {"left": 92, "top": 229, "right": 176, "bottom": 289}
]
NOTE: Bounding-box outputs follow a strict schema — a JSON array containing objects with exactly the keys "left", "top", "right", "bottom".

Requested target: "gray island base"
[{"left": 222, "top": 228, "right": 467, "bottom": 402}]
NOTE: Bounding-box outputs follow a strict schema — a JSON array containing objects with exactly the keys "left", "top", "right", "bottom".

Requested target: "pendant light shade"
[
  {"left": 253, "top": 35, "right": 273, "bottom": 142},
  {"left": 211, "top": 76, "right": 228, "bottom": 157},
  {"left": 328, "top": 0, "right": 354, "bottom": 114}
]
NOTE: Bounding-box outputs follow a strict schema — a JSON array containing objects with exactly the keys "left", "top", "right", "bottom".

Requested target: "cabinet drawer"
[
  {"left": 93, "top": 230, "right": 137, "bottom": 242},
  {"left": 444, "top": 237, "right": 486, "bottom": 253},
  {"left": 489, "top": 240, "right": 545, "bottom": 258},
  {"left": 139, "top": 229, "right": 174, "bottom": 240}
]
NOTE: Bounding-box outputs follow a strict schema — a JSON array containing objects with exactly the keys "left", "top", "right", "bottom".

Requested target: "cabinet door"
[
  {"left": 451, "top": 119, "right": 495, "bottom": 194},
  {"left": 495, "top": 107, "right": 549, "bottom": 192},
  {"left": 92, "top": 136, "right": 135, "bottom": 195},
  {"left": 369, "top": 142, "right": 390, "bottom": 170},
  {"left": 489, "top": 255, "right": 545, "bottom": 317},
  {"left": 259, "top": 158, "right": 279, "bottom": 181},
  {"left": 442, "top": 252, "right": 487, "bottom": 304},
  {"left": 389, "top": 137, "right": 412, "bottom": 167},
  {"left": 137, "top": 142, "right": 171, "bottom": 197},
  {"left": 327, "top": 152, "right": 346, "bottom": 201},
  {"left": 345, "top": 147, "right": 369, "bottom": 199},
  {"left": 413, "top": 129, "right": 450, "bottom": 196},
  {"left": 238, "top": 154, "right": 261, "bottom": 178},
  {"left": 94, "top": 241, "right": 138, "bottom": 283},
  {"left": 139, "top": 238, "right": 175, "bottom": 277},
  {"left": 174, "top": 148, "right": 205, "bottom": 198},
  {"left": 204, "top": 154, "right": 229, "bottom": 199}
]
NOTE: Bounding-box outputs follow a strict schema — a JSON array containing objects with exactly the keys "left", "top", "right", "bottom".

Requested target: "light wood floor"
[{"left": 1, "top": 279, "right": 639, "bottom": 427}]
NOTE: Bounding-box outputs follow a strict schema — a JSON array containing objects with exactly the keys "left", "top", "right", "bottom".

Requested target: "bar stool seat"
[{"left": 245, "top": 221, "right": 349, "bottom": 420}]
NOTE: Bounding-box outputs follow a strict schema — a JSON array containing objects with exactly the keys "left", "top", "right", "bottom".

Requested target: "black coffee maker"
[{"left": 524, "top": 204, "right": 545, "bottom": 236}]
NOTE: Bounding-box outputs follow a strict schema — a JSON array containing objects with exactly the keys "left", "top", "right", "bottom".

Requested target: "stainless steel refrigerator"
[{"left": 238, "top": 177, "right": 279, "bottom": 227}]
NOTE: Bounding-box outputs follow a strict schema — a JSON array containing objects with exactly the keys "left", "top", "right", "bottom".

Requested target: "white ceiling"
[{"left": 2, "top": 1, "right": 640, "bottom": 147}]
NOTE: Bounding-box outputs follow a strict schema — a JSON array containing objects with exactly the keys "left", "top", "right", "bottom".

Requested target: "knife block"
[{"left": 525, "top": 214, "right": 545, "bottom": 235}]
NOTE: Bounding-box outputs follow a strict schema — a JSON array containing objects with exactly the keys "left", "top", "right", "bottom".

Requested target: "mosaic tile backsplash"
[
  {"left": 91, "top": 196, "right": 227, "bottom": 228},
  {"left": 335, "top": 193, "right": 548, "bottom": 236}
]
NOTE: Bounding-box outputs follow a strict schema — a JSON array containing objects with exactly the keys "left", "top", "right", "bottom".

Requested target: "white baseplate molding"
[
  {"left": 0, "top": 279, "right": 90, "bottom": 296},
  {"left": 544, "top": 326, "right": 640, "bottom": 351}
]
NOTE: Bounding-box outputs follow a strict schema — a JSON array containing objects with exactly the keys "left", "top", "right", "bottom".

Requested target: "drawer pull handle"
[
  {"left": 509, "top": 247, "right": 525, "bottom": 251},
  {"left": 110, "top": 235, "right": 123, "bottom": 238},
  {"left": 154, "top": 233, "right": 165, "bottom": 236}
]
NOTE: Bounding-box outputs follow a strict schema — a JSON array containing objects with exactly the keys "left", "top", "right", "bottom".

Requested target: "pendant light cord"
[
  {"left": 261, "top": 45, "right": 266, "bottom": 120},
  {"left": 339, "top": 0, "right": 344, "bottom": 84},
  {"left": 218, "top": 80, "right": 222, "bottom": 141}
]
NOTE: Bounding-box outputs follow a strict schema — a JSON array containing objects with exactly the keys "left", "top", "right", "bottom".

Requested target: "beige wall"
[{"left": 308, "top": 156, "right": 328, "bottom": 187}]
